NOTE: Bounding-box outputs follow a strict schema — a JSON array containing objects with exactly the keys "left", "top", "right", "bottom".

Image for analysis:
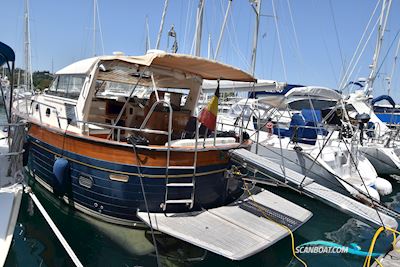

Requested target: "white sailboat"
[
  {"left": 218, "top": 86, "right": 393, "bottom": 202},
  {"left": 0, "top": 41, "right": 24, "bottom": 267}
]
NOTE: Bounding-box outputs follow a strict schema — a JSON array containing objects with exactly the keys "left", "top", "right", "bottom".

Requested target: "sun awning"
[{"left": 56, "top": 52, "right": 255, "bottom": 82}]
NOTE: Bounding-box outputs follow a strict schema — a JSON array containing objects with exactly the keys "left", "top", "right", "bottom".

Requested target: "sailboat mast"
[
  {"left": 250, "top": 0, "right": 261, "bottom": 76},
  {"left": 387, "top": 34, "right": 400, "bottom": 96},
  {"left": 17, "top": 69, "right": 21, "bottom": 88},
  {"left": 207, "top": 34, "right": 211, "bottom": 59},
  {"left": 145, "top": 16, "right": 151, "bottom": 52},
  {"left": 24, "top": 0, "right": 33, "bottom": 91},
  {"left": 194, "top": 0, "right": 205, "bottom": 57},
  {"left": 214, "top": 0, "right": 232, "bottom": 60},
  {"left": 364, "top": 0, "right": 393, "bottom": 95},
  {"left": 93, "top": 0, "right": 97, "bottom": 56},
  {"left": 156, "top": 0, "right": 169, "bottom": 50}
]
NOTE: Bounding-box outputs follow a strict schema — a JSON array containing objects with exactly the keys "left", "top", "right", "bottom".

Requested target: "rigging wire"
[
  {"left": 340, "top": 18, "right": 380, "bottom": 92},
  {"left": 224, "top": 2, "right": 251, "bottom": 70},
  {"left": 96, "top": 0, "right": 105, "bottom": 55},
  {"left": 339, "top": 0, "right": 381, "bottom": 90},
  {"left": 328, "top": 0, "right": 346, "bottom": 86},
  {"left": 374, "top": 29, "right": 400, "bottom": 89},
  {"left": 131, "top": 142, "right": 161, "bottom": 267},
  {"left": 387, "top": 31, "right": 400, "bottom": 96},
  {"left": 183, "top": 0, "right": 193, "bottom": 53},
  {"left": 271, "top": 0, "right": 287, "bottom": 81},
  {"left": 285, "top": 0, "right": 305, "bottom": 76},
  {"left": 341, "top": 139, "right": 385, "bottom": 227}
]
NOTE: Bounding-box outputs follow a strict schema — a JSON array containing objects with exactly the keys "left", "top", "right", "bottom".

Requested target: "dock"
[
  {"left": 372, "top": 236, "right": 400, "bottom": 267},
  {"left": 138, "top": 187, "right": 312, "bottom": 260},
  {"left": 230, "top": 148, "right": 398, "bottom": 229}
]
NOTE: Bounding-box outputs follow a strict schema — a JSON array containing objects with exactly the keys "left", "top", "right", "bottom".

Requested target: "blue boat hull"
[{"left": 27, "top": 135, "right": 243, "bottom": 225}]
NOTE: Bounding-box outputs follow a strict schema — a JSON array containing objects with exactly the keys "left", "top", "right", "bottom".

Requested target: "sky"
[{"left": 2, "top": 0, "right": 400, "bottom": 99}]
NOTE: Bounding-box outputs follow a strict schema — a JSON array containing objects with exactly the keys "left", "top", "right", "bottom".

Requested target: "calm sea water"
[{"left": 2, "top": 108, "right": 400, "bottom": 267}]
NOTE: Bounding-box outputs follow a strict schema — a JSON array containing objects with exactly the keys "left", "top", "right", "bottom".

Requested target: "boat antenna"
[
  {"left": 364, "top": 0, "right": 393, "bottom": 96},
  {"left": 156, "top": 0, "right": 169, "bottom": 50}
]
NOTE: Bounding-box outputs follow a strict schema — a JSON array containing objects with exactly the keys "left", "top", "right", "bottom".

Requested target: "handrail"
[
  {"left": 57, "top": 116, "right": 170, "bottom": 137},
  {"left": 30, "top": 99, "right": 62, "bottom": 128}
]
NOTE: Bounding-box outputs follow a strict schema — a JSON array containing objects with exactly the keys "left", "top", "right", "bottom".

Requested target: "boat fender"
[
  {"left": 375, "top": 177, "right": 392, "bottom": 196},
  {"left": 52, "top": 158, "right": 70, "bottom": 196}
]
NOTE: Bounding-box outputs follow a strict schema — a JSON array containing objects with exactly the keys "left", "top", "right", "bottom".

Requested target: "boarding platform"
[
  {"left": 231, "top": 148, "right": 398, "bottom": 229},
  {"left": 138, "top": 187, "right": 312, "bottom": 260}
]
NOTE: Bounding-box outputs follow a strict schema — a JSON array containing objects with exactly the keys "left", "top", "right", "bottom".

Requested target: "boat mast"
[
  {"left": 24, "top": 0, "right": 33, "bottom": 91},
  {"left": 364, "top": 0, "right": 393, "bottom": 96},
  {"left": 207, "top": 34, "right": 212, "bottom": 59},
  {"left": 387, "top": 36, "right": 400, "bottom": 96},
  {"left": 145, "top": 16, "right": 151, "bottom": 52},
  {"left": 156, "top": 0, "right": 169, "bottom": 50},
  {"left": 250, "top": 0, "right": 261, "bottom": 76},
  {"left": 17, "top": 69, "right": 20, "bottom": 88},
  {"left": 214, "top": 0, "right": 232, "bottom": 60},
  {"left": 194, "top": 0, "right": 205, "bottom": 56},
  {"left": 93, "top": 0, "right": 96, "bottom": 56}
]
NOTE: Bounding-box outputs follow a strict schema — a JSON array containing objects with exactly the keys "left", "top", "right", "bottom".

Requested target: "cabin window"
[
  {"left": 47, "top": 75, "right": 86, "bottom": 99},
  {"left": 65, "top": 103, "right": 77, "bottom": 126}
]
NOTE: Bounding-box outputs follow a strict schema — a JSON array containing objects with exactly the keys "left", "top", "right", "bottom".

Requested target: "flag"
[{"left": 198, "top": 81, "right": 220, "bottom": 131}]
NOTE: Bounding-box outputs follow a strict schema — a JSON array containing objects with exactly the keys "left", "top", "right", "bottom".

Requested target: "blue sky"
[{"left": 2, "top": 0, "right": 400, "bottom": 99}]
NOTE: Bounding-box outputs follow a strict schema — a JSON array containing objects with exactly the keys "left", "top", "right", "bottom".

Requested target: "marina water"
[{"left": 2, "top": 109, "right": 400, "bottom": 267}]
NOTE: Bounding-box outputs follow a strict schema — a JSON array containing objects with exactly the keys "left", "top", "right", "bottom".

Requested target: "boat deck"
[
  {"left": 138, "top": 187, "right": 312, "bottom": 260},
  {"left": 231, "top": 148, "right": 398, "bottom": 229}
]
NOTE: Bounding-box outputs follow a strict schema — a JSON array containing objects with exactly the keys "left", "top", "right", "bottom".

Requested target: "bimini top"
[
  {"left": 284, "top": 86, "right": 342, "bottom": 100},
  {"left": 0, "top": 42, "right": 15, "bottom": 66},
  {"left": 56, "top": 52, "right": 256, "bottom": 82},
  {"left": 259, "top": 86, "right": 342, "bottom": 110}
]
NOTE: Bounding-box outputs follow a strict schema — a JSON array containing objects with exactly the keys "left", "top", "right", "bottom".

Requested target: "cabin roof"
[{"left": 56, "top": 52, "right": 256, "bottom": 82}]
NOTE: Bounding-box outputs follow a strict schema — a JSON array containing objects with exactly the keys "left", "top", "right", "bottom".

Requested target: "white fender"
[{"left": 375, "top": 177, "right": 393, "bottom": 196}]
